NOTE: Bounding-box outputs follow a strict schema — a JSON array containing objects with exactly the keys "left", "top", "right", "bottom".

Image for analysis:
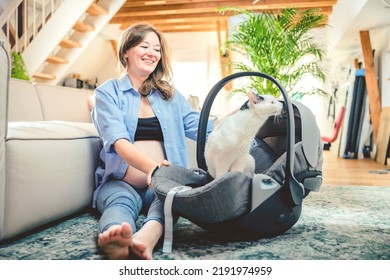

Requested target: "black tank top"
[{"left": 134, "top": 116, "right": 164, "bottom": 142}]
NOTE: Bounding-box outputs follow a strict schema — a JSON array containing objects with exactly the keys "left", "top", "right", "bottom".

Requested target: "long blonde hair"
[{"left": 118, "top": 23, "right": 174, "bottom": 99}]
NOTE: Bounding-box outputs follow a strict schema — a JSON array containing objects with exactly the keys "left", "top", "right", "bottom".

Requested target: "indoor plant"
[
  {"left": 219, "top": 7, "right": 329, "bottom": 99},
  {"left": 11, "top": 51, "right": 30, "bottom": 80}
]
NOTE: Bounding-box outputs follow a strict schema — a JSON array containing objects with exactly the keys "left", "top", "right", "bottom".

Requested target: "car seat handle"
[{"left": 196, "top": 71, "right": 304, "bottom": 206}]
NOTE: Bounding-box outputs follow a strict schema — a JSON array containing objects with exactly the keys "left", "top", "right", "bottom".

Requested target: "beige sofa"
[
  {"left": 0, "top": 40, "right": 101, "bottom": 241},
  {"left": 0, "top": 40, "right": 198, "bottom": 242}
]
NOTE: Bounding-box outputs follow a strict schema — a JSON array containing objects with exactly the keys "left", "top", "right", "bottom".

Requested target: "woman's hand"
[{"left": 147, "top": 160, "right": 170, "bottom": 186}]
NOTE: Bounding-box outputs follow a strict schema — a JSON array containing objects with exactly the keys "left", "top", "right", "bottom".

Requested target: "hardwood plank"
[{"left": 322, "top": 150, "right": 390, "bottom": 186}]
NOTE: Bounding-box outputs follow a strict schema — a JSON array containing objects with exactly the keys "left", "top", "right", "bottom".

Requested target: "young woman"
[{"left": 91, "top": 23, "right": 215, "bottom": 259}]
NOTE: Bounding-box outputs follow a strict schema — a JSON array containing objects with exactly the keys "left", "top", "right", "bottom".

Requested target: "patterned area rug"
[{"left": 0, "top": 186, "right": 389, "bottom": 260}]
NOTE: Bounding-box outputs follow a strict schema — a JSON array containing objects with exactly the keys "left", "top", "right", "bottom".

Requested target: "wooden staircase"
[
  {"left": 32, "top": 2, "right": 107, "bottom": 82},
  {"left": 59, "top": 39, "right": 82, "bottom": 49}
]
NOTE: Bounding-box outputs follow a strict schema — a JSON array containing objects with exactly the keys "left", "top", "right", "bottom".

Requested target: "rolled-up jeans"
[{"left": 96, "top": 179, "right": 164, "bottom": 233}]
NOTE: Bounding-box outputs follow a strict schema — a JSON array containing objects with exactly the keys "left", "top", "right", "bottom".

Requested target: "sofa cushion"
[
  {"left": 34, "top": 84, "right": 93, "bottom": 123},
  {"left": 7, "top": 121, "right": 98, "bottom": 140},
  {"left": 8, "top": 79, "right": 44, "bottom": 122},
  {"left": 3, "top": 121, "right": 101, "bottom": 239}
]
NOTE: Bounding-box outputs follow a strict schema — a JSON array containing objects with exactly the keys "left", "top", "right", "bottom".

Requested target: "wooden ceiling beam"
[
  {"left": 123, "top": 0, "right": 245, "bottom": 7},
  {"left": 112, "top": 0, "right": 335, "bottom": 32},
  {"left": 119, "top": 20, "right": 227, "bottom": 30},
  {"left": 111, "top": 13, "right": 228, "bottom": 24},
  {"left": 158, "top": 26, "right": 224, "bottom": 33},
  {"left": 116, "top": 16, "right": 227, "bottom": 26},
  {"left": 111, "top": 6, "right": 332, "bottom": 23},
  {"left": 153, "top": 20, "right": 226, "bottom": 26},
  {"left": 122, "top": 0, "right": 336, "bottom": 8},
  {"left": 116, "top": 0, "right": 335, "bottom": 15},
  {"left": 119, "top": 15, "right": 328, "bottom": 32}
]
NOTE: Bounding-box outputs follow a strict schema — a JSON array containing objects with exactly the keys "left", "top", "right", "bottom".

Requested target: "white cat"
[{"left": 205, "top": 90, "right": 283, "bottom": 179}]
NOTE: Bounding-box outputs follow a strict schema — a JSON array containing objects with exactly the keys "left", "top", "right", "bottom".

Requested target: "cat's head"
[{"left": 248, "top": 89, "right": 283, "bottom": 116}]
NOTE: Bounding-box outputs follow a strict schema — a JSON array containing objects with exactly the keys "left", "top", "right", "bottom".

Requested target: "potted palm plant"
[{"left": 219, "top": 7, "right": 329, "bottom": 99}]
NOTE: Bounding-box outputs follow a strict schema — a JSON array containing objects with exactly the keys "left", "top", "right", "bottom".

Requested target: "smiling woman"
[
  {"left": 90, "top": 23, "right": 216, "bottom": 260},
  {"left": 124, "top": 32, "right": 162, "bottom": 91}
]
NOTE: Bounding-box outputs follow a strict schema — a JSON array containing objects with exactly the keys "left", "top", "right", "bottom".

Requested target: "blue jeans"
[{"left": 96, "top": 179, "right": 164, "bottom": 233}]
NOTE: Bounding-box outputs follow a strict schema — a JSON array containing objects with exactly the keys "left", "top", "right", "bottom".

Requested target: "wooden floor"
[{"left": 322, "top": 150, "right": 390, "bottom": 187}]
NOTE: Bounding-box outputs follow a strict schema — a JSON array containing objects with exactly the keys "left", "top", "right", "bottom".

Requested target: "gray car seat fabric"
[
  {"left": 252, "top": 139, "right": 323, "bottom": 193},
  {"left": 153, "top": 165, "right": 252, "bottom": 224}
]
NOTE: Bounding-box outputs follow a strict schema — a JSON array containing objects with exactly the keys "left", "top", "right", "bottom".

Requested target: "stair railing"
[{"left": 0, "top": 0, "right": 64, "bottom": 53}]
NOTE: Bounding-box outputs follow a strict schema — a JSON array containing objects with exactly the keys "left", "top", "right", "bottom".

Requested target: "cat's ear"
[
  {"left": 248, "top": 89, "right": 256, "bottom": 103},
  {"left": 248, "top": 89, "right": 263, "bottom": 104}
]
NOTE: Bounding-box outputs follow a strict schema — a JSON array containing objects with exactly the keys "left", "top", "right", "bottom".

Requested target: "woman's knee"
[
  {"left": 96, "top": 181, "right": 142, "bottom": 213},
  {"left": 143, "top": 196, "right": 164, "bottom": 226}
]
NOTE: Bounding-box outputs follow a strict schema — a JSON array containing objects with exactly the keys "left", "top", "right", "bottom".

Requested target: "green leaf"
[
  {"left": 11, "top": 51, "right": 30, "bottom": 81},
  {"left": 219, "top": 6, "right": 329, "bottom": 98}
]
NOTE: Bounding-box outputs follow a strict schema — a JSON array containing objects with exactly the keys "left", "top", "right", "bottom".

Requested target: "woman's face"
[{"left": 125, "top": 31, "right": 162, "bottom": 78}]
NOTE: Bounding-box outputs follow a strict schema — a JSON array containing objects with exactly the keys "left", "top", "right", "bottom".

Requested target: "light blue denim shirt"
[{"left": 91, "top": 75, "right": 214, "bottom": 207}]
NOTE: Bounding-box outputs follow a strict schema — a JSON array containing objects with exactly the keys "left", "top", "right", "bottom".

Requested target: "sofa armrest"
[
  {"left": 0, "top": 40, "right": 9, "bottom": 141},
  {"left": 0, "top": 40, "right": 10, "bottom": 240}
]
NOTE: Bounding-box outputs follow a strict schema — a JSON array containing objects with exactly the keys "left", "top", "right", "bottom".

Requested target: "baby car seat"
[{"left": 150, "top": 72, "right": 323, "bottom": 253}]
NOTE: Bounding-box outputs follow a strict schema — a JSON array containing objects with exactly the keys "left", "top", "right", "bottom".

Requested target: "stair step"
[
  {"left": 87, "top": 3, "right": 108, "bottom": 16},
  {"left": 32, "top": 72, "right": 56, "bottom": 80},
  {"left": 59, "top": 39, "right": 82, "bottom": 48},
  {"left": 73, "top": 20, "right": 95, "bottom": 32},
  {"left": 46, "top": 56, "right": 68, "bottom": 64}
]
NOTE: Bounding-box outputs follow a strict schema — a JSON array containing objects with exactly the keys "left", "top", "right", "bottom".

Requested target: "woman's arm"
[
  {"left": 114, "top": 139, "right": 169, "bottom": 185},
  {"left": 114, "top": 139, "right": 157, "bottom": 174}
]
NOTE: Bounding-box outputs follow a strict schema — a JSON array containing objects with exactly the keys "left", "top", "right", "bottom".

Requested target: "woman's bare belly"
[{"left": 122, "top": 140, "right": 166, "bottom": 189}]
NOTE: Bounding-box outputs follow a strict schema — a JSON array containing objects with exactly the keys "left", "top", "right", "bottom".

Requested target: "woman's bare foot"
[
  {"left": 98, "top": 221, "right": 163, "bottom": 260},
  {"left": 98, "top": 222, "right": 133, "bottom": 260},
  {"left": 132, "top": 220, "right": 163, "bottom": 260}
]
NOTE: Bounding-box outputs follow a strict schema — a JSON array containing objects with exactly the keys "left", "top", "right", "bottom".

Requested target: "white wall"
[
  {"left": 61, "top": 34, "right": 118, "bottom": 87},
  {"left": 165, "top": 32, "right": 227, "bottom": 115}
]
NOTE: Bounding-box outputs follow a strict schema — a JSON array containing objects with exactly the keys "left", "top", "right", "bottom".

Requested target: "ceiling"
[
  {"left": 109, "top": 0, "right": 338, "bottom": 33},
  {"left": 328, "top": 0, "right": 390, "bottom": 55}
]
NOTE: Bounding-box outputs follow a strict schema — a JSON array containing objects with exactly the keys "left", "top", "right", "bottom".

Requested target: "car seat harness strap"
[{"left": 162, "top": 185, "right": 192, "bottom": 253}]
